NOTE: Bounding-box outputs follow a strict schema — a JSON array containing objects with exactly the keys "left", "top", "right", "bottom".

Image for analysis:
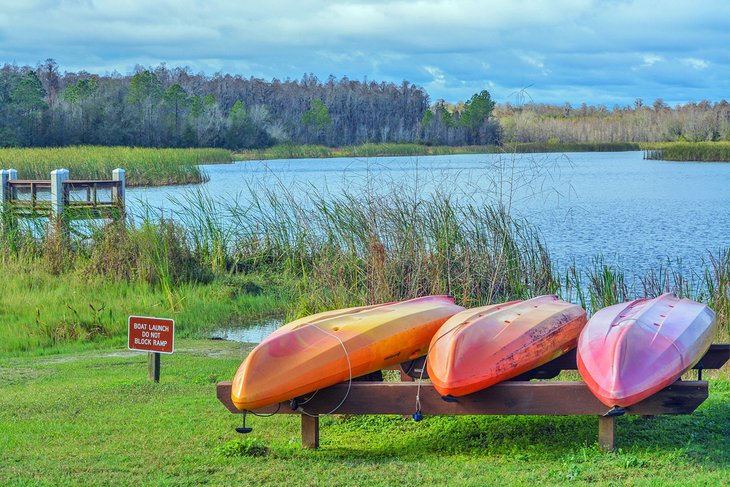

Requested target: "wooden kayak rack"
[{"left": 217, "top": 343, "right": 730, "bottom": 452}]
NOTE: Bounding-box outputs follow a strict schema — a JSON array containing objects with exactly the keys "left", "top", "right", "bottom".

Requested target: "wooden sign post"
[{"left": 128, "top": 316, "right": 175, "bottom": 382}]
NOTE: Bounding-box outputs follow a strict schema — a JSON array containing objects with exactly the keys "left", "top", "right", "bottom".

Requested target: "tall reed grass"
[
  {"left": 643, "top": 142, "right": 730, "bottom": 162},
  {"left": 142, "top": 180, "right": 730, "bottom": 339},
  {"left": 160, "top": 186, "right": 554, "bottom": 317},
  {"left": 562, "top": 254, "right": 729, "bottom": 341},
  {"left": 237, "top": 188, "right": 556, "bottom": 314},
  {"left": 0, "top": 146, "right": 231, "bottom": 186},
  {"left": 2, "top": 155, "right": 728, "bottom": 350}
]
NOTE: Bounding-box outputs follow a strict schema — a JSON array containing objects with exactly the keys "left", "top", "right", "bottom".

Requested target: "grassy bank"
[
  {"left": 1, "top": 180, "right": 728, "bottom": 354},
  {"left": 642, "top": 141, "right": 730, "bottom": 162},
  {"left": 0, "top": 263, "right": 287, "bottom": 355},
  {"left": 238, "top": 141, "right": 730, "bottom": 162},
  {"left": 1, "top": 339, "right": 728, "bottom": 485},
  {"left": 0, "top": 216, "right": 290, "bottom": 354},
  {"left": 236, "top": 142, "right": 641, "bottom": 160},
  {"left": 0, "top": 184, "right": 556, "bottom": 352},
  {"left": 0, "top": 146, "right": 232, "bottom": 186}
]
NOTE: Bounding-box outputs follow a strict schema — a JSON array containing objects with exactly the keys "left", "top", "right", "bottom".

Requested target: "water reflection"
[{"left": 211, "top": 316, "right": 284, "bottom": 343}]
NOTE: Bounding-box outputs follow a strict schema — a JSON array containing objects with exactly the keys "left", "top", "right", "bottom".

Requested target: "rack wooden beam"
[{"left": 216, "top": 344, "right": 729, "bottom": 451}]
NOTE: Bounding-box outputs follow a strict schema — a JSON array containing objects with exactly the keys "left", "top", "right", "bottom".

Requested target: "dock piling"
[{"left": 0, "top": 168, "right": 126, "bottom": 237}]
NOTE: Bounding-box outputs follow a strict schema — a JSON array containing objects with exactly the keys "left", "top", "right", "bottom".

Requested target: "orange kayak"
[
  {"left": 577, "top": 293, "right": 716, "bottom": 408},
  {"left": 231, "top": 295, "right": 465, "bottom": 410},
  {"left": 427, "top": 295, "right": 587, "bottom": 397}
]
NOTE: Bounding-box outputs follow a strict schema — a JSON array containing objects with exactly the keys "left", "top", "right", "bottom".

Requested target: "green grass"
[
  {"left": 0, "top": 258, "right": 288, "bottom": 355},
  {"left": 642, "top": 142, "right": 730, "bottom": 162},
  {"left": 0, "top": 339, "right": 728, "bottom": 485},
  {"left": 0, "top": 146, "right": 232, "bottom": 186},
  {"left": 235, "top": 142, "right": 640, "bottom": 160}
]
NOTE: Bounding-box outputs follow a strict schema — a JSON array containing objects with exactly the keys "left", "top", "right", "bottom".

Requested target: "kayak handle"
[{"left": 603, "top": 406, "right": 626, "bottom": 417}]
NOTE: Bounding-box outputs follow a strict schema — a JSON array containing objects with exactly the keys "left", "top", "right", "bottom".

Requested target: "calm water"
[
  {"left": 210, "top": 317, "right": 284, "bottom": 343},
  {"left": 129, "top": 151, "right": 730, "bottom": 277}
]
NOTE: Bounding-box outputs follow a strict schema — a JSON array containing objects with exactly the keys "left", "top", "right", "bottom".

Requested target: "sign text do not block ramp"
[{"left": 128, "top": 316, "right": 175, "bottom": 354}]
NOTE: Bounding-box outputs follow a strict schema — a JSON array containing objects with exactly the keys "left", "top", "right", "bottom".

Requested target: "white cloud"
[
  {"left": 681, "top": 58, "right": 709, "bottom": 70},
  {"left": 0, "top": 0, "right": 728, "bottom": 104},
  {"left": 424, "top": 66, "right": 446, "bottom": 86},
  {"left": 519, "top": 53, "right": 550, "bottom": 76},
  {"left": 641, "top": 54, "right": 664, "bottom": 67}
]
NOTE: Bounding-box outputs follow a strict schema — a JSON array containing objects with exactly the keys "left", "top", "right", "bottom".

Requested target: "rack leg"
[
  {"left": 301, "top": 415, "right": 320, "bottom": 449},
  {"left": 598, "top": 416, "right": 616, "bottom": 452}
]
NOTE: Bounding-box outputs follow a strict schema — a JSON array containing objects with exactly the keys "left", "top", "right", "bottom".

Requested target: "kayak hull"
[
  {"left": 577, "top": 293, "right": 716, "bottom": 408},
  {"left": 427, "top": 295, "right": 587, "bottom": 397},
  {"left": 231, "top": 295, "right": 465, "bottom": 410}
]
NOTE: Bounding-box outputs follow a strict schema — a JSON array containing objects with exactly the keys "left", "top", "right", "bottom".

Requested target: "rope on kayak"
[
  {"left": 247, "top": 403, "right": 281, "bottom": 417},
  {"left": 297, "top": 389, "right": 318, "bottom": 406},
  {"left": 413, "top": 354, "right": 427, "bottom": 421},
  {"left": 298, "top": 324, "right": 353, "bottom": 417},
  {"left": 236, "top": 403, "right": 283, "bottom": 434},
  {"left": 413, "top": 322, "right": 468, "bottom": 421}
]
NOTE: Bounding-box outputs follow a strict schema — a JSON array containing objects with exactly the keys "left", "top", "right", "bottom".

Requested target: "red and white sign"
[{"left": 128, "top": 316, "right": 175, "bottom": 354}]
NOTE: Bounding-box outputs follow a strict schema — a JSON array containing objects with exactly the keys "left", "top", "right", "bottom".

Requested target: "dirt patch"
[{"left": 32, "top": 351, "right": 139, "bottom": 365}]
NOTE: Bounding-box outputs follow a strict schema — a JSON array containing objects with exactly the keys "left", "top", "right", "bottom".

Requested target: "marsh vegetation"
[
  {"left": 2, "top": 172, "right": 727, "bottom": 354},
  {"left": 643, "top": 141, "right": 730, "bottom": 162},
  {"left": 0, "top": 146, "right": 231, "bottom": 186}
]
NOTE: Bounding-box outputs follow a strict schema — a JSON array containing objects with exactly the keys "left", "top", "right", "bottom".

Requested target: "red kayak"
[
  {"left": 427, "top": 295, "right": 587, "bottom": 397},
  {"left": 577, "top": 293, "right": 716, "bottom": 408}
]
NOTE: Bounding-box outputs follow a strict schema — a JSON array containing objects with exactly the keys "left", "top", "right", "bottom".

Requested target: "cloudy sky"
[{"left": 1, "top": 0, "right": 728, "bottom": 105}]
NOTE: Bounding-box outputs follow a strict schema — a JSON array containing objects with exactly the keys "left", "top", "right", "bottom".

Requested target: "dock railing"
[{"left": 0, "top": 168, "right": 125, "bottom": 233}]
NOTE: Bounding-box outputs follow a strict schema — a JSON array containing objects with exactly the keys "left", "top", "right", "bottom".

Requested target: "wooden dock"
[{"left": 0, "top": 168, "right": 125, "bottom": 230}]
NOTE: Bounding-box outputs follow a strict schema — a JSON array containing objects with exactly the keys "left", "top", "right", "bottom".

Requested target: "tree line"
[
  {"left": 0, "top": 60, "right": 482, "bottom": 149},
  {"left": 0, "top": 59, "right": 728, "bottom": 149},
  {"left": 497, "top": 99, "right": 730, "bottom": 144},
  {"left": 0, "top": 60, "right": 500, "bottom": 149}
]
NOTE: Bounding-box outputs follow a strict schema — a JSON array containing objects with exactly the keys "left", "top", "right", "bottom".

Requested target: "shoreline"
[
  {"left": 235, "top": 142, "right": 642, "bottom": 161},
  {"left": 236, "top": 141, "right": 730, "bottom": 163}
]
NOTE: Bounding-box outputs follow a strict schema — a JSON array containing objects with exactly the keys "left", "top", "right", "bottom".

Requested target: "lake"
[{"left": 128, "top": 151, "right": 730, "bottom": 278}]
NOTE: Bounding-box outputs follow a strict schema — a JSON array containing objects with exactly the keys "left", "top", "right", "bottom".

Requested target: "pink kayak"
[{"left": 577, "top": 293, "right": 716, "bottom": 408}]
